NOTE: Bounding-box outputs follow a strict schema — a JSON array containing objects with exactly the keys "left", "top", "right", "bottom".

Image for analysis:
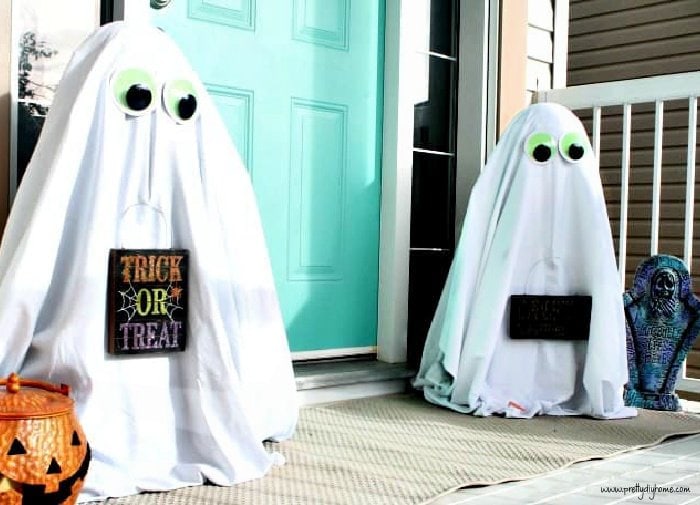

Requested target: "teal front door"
[{"left": 153, "top": 1, "right": 384, "bottom": 356}]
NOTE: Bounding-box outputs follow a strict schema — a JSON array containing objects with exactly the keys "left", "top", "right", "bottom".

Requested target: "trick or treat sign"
[{"left": 107, "top": 249, "right": 188, "bottom": 354}]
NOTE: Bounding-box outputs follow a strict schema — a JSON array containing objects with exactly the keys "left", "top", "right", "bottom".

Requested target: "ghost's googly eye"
[
  {"left": 559, "top": 132, "right": 589, "bottom": 163},
  {"left": 524, "top": 132, "right": 557, "bottom": 164},
  {"left": 163, "top": 79, "right": 199, "bottom": 123},
  {"left": 110, "top": 68, "right": 156, "bottom": 116}
]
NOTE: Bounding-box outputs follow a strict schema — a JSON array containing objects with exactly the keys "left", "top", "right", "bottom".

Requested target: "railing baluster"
[
  {"left": 619, "top": 104, "right": 632, "bottom": 287},
  {"left": 683, "top": 97, "right": 696, "bottom": 382},
  {"left": 592, "top": 106, "right": 602, "bottom": 161},
  {"left": 651, "top": 100, "right": 664, "bottom": 256},
  {"left": 684, "top": 96, "right": 697, "bottom": 273}
]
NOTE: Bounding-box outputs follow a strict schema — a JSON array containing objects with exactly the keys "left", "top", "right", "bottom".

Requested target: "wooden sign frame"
[{"left": 107, "top": 249, "right": 188, "bottom": 355}]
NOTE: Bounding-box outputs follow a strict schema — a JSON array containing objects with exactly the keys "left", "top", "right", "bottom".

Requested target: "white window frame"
[{"left": 378, "top": 0, "right": 498, "bottom": 362}]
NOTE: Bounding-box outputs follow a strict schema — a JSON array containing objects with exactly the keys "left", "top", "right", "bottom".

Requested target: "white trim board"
[
  {"left": 679, "top": 377, "right": 700, "bottom": 395},
  {"left": 537, "top": 71, "right": 700, "bottom": 109},
  {"left": 552, "top": 0, "right": 569, "bottom": 89},
  {"left": 9, "top": 0, "right": 19, "bottom": 204},
  {"left": 376, "top": 0, "right": 413, "bottom": 363},
  {"left": 112, "top": 0, "right": 152, "bottom": 22},
  {"left": 455, "top": 0, "right": 497, "bottom": 236}
]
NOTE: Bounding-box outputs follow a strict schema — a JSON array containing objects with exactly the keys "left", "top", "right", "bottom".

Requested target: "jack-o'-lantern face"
[{"left": 0, "top": 375, "right": 90, "bottom": 505}]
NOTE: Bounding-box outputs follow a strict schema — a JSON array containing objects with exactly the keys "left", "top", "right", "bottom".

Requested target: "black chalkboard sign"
[
  {"left": 509, "top": 295, "right": 592, "bottom": 341},
  {"left": 107, "top": 249, "right": 189, "bottom": 354}
]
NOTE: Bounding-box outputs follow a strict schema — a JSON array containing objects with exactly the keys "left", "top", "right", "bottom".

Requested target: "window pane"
[
  {"left": 407, "top": 249, "right": 452, "bottom": 368},
  {"left": 429, "top": 0, "right": 458, "bottom": 57},
  {"left": 413, "top": 56, "right": 457, "bottom": 153},
  {"left": 410, "top": 152, "right": 454, "bottom": 249}
]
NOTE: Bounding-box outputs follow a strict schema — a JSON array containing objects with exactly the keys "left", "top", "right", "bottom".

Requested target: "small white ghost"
[
  {"left": 415, "top": 103, "right": 636, "bottom": 420},
  {"left": 0, "top": 22, "right": 298, "bottom": 500}
]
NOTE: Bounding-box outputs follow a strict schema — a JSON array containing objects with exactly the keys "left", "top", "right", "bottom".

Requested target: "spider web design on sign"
[{"left": 117, "top": 281, "right": 184, "bottom": 322}]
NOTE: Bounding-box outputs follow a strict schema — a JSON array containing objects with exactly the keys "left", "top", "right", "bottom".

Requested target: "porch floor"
[
  {"left": 294, "top": 360, "right": 700, "bottom": 504},
  {"left": 435, "top": 408, "right": 700, "bottom": 504}
]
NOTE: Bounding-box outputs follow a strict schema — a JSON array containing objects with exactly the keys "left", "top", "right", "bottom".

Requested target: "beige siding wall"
[
  {"left": 499, "top": 1, "right": 528, "bottom": 134},
  {"left": 500, "top": 0, "right": 556, "bottom": 133},
  {"left": 568, "top": 0, "right": 700, "bottom": 380},
  {"left": 569, "top": 0, "right": 700, "bottom": 86}
]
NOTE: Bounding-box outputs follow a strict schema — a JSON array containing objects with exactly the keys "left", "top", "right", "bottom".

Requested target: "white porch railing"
[
  {"left": 535, "top": 71, "right": 700, "bottom": 391},
  {"left": 537, "top": 71, "right": 700, "bottom": 285}
]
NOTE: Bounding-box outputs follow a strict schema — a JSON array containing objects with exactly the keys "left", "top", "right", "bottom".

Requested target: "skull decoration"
[
  {"left": 623, "top": 254, "right": 700, "bottom": 410},
  {"left": 0, "top": 374, "right": 90, "bottom": 504},
  {"left": 652, "top": 268, "right": 678, "bottom": 299},
  {"left": 650, "top": 267, "right": 680, "bottom": 318}
]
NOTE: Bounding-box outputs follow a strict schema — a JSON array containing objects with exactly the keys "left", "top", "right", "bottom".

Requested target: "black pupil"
[
  {"left": 125, "top": 84, "right": 152, "bottom": 111},
  {"left": 178, "top": 94, "right": 198, "bottom": 120},
  {"left": 532, "top": 144, "right": 551, "bottom": 163},
  {"left": 568, "top": 143, "right": 585, "bottom": 160}
]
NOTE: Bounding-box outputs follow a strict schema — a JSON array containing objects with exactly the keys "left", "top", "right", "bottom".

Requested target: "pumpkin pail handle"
[{"left": 0, "top": 373, "right": 70, "bottom": 396}]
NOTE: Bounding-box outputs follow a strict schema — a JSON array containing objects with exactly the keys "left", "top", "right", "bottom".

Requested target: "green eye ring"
[
  {"left": 524, "top": 132, "right": 557, "bottom": 164},
  {"left": 162, "top": 79, "right": 199, "bottom": 124},
  {"left": 559, "top": 132, "right": 589, "bottom": 163},
  {"left": 111, "top": 68, "right": 156, "bottom": 116}
]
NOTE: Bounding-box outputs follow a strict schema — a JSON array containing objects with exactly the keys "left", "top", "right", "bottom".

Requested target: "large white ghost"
[
  {"left": 0, "top": 22, "right": 298, "bottom": 500},
  {"left": 414, "top": 103, "right": 636, "bottom": 420}
]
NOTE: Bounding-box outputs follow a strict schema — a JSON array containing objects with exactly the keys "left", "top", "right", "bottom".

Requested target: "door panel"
[
  {"left": 288, "top": 99, "right": 345, "bottom": 281},
  {"left": 207, "top": 85, "right": 254, "bottom": 170},
  {"left": 154, "top": 1, "right": 383, "bottom": 354}
]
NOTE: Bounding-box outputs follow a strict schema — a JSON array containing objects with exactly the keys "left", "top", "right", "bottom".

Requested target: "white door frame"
[
  {"left": 116, "top": 0, "right": 498, "bottom": 364},
  {"left": 113, "top": 0, "right": 150, "bottom": 21}
]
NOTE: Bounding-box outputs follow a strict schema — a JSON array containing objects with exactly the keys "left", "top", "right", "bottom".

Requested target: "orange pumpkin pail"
[{"left": 0, "top": 373, "right": 90, "bottom": 505}]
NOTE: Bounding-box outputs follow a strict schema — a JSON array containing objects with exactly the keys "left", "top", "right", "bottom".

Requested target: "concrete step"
[
  {"left": 292, "top": 360, "right": 700, "bottom": 412},
  {"left": 293, "top": 359, "right": 416, "bottom": 405},
  {"left": 678, "top": 378, "right": 700, "bottom": 402}
]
